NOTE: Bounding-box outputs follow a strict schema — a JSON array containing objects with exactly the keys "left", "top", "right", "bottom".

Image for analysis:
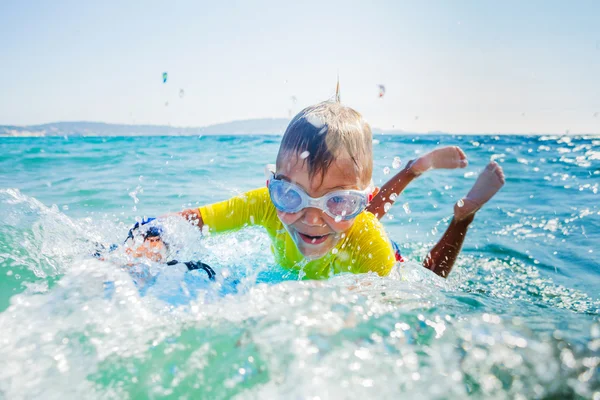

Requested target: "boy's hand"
[
  {"left": 179, "top": 208, "right": 203, "bottom": 228},
  {"left": 408, "top": 146, "right": 468, "bottom": 176}
]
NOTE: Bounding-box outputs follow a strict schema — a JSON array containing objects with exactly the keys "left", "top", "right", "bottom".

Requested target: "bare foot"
[
  {"left": 454, "top": 161, "right": 505, "bottom": 221},
  {"left": 408, "top": 146, "right": 468, "bottom": 176}
]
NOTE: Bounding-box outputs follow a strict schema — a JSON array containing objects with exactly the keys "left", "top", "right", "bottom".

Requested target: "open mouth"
[{"left": 298, "top": 232, "right": 329, "bottom": 245}]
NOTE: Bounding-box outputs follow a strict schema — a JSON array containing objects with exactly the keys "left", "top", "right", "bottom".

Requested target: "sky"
[{"left": 1, "top": 0, "right": 599, "bottom": 134}]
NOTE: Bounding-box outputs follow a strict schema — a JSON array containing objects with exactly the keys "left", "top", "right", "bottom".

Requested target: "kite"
[
  {"left": 162, "top": 72, "right": 168, "bottom": 83},
  {"left": 179, "top": 89, "right": 185, "bottom": 98},
  {"left": 378, "top": 84, "right": 386, "bottom": 98}
]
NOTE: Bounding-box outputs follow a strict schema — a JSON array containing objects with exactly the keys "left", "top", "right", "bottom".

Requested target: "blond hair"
[{"left": 276, "top": 101, "right": 373, "bottom": 185}]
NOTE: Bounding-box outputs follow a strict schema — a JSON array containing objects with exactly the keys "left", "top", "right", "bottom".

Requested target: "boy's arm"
[
  {"left": 366, "top": 165, "right": 418, "bottom": 219},
  {"left": 367, "top": 146, "right": 468, "bottom": 220},
  {"left": 175, "top": 188, "right": 273, "bottom": 234}
]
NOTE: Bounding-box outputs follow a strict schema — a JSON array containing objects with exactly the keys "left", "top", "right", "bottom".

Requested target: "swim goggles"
[{"left": 267, "top": 173, "right": 374, "bottom": 220}]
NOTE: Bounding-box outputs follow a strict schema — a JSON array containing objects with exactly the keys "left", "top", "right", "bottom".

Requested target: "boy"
[
  {"left": 178, "top": 101, "right": 504, "bottom": 279},
  {"left": 125, "top": 226, "right": 168, "bottom": 263}
]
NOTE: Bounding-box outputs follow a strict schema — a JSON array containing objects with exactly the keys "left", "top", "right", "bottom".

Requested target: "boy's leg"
[
  {"left": 367, "top": 146, "right": 467, "bottom": 218},
  {"left": 424, "top": 162, "right": 505, "bottom": 278}
]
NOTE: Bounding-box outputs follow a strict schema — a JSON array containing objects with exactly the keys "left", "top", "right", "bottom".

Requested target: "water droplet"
[
  {"left": 331, "top": 248, "right": 339, "bottom": 254},
  {"left": 402, "top": 203, "right": 411, "bottom": 214},
  {"left": 306, "top": 114, "right": 324, "bottom": 129},
  {"left": 457, "top": 199, "right": 464, "bottom": 207},
  {"left": 300, "top": 151, "right": 310, "bottom": 159},
  {"left": 383, "top": 167, "right": 390, "bottom": 175},
  {"left": 335, "top": 215, "right": 343, "bottom": 223},
  {"left": 389, "top": 193, "right": 397, "bottom": 201},
  {"left": 392, "top": 157, "right": 402, "bottom": 169},
  {"left": 384, "top": 202, "right": 392, "bottom": 212}
]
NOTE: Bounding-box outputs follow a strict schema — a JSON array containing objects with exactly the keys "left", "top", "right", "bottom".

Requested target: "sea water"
[{"left": 0, "top": 134, "right": 598, "bottom": 399}]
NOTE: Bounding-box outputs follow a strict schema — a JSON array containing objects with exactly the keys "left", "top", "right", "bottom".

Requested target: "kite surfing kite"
[
  {"left": 162, "top": 72, "right": 168, "bottom": 83},
  {"left": 378, "top": 84, "right": 386, "bottom": 98}
]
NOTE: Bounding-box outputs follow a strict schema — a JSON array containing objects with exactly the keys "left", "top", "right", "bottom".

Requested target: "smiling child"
[{"left": 177, "top": 101, "right": 503, "bottom": 279}]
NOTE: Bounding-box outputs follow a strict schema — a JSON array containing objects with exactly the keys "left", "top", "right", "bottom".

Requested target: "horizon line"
[{"left": 0, "top": 118, "right": 598, "bottom": 137}]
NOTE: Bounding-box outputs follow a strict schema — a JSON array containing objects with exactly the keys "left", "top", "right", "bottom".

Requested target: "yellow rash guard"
[{"left": 199, "top": 187, "right": 396, "bottom": 280}]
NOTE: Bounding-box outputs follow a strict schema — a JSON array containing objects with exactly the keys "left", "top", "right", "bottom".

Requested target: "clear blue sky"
[{"left": 1, "top": 0, "right": 599, "bottom": 133}]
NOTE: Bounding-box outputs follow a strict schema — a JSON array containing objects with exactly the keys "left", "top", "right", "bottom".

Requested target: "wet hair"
[
  {"left": 276, "top": 101, "right": 373, "bottom": 186},
  {"left": 143, "top": 226, "right": 163, "bottom": 240}
]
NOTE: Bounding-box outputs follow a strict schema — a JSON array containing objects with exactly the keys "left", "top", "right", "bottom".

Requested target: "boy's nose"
[{"left": 302, "top": 207, "right": 326, "bottom": 226}]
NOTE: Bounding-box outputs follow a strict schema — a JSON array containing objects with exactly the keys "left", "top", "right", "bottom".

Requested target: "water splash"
[{"left": 1, "top": 134, "right": 600, "bottom": 398}]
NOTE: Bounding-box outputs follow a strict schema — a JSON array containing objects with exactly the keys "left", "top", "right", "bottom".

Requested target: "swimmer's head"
[
  {"left": 276, "top": 101, "right": 373, "bottom": 188},
  {"left": 143, "top": 226, "right": 164, "bottom": 246},
  {"left": 274, "top": 101, "right": 374, "bottom": 259}
]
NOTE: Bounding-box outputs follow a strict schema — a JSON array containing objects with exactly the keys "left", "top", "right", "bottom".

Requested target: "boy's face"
[
  {"left": 275, "top": 154, "right": 370, "bottom": 259},
  {"left": 144, "top": 236, "right": 164, "bottom": 250}
]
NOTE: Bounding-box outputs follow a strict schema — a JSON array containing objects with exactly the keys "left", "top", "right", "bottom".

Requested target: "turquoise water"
[{"left": 0, "top": 134, "right": 599, "bottom": 398}]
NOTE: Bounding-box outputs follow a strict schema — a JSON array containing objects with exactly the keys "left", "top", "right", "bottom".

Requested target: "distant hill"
[
  {"left": 0, "top": 118, "right": 291, "bottom": 137},
  {"left": 2, "top": 120, "right": 595, "bottom": 137}
]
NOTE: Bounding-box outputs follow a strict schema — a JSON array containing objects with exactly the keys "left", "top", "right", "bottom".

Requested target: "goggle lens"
[
  {"left": 326, "top": 194, "right": 362, "bottom": 217},
  {"left": 270, "top": 180, "right": 303, "bottom": 212}
]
